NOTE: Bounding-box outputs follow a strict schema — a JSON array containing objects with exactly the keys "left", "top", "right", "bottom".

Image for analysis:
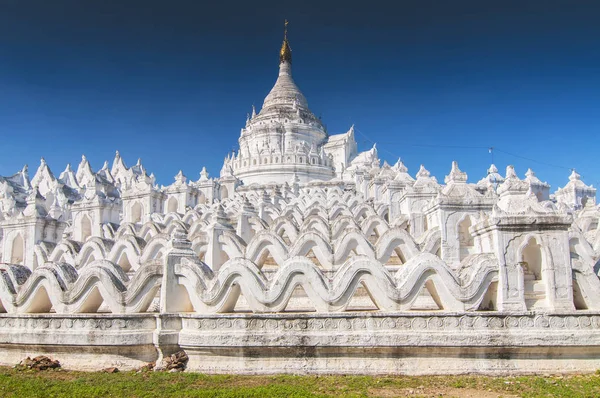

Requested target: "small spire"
[
  {"left": 416, "top": 165, "right": 430, "bottom": 178},
  {"left": 525, "top": 168, "right": 535, "bottom": 178},
  {"left": 199, "top": 166, "right": 209, "bottom": 181},
  {"left": 505, "top": 165, "right": 518, "bottom": 180},
  {"left": 569, "top": 169, "right": 581, "bottom": 181},
  {"left": 394, "top": 158, "right": 408, "bottom": 173},
  {"left": 445, "top": 161, "right": 468, "bottom": 184},
  {"left": 279, "top": 19, "right": 292, "bottom": 64},
  {"left": 487, "top": 164, "right": 498, "bottom": 174},
  {"left": 174, "top": 170, "right": 186, "bottom": 184}
]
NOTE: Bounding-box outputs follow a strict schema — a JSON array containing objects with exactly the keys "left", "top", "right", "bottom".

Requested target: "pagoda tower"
[{"left": 221, "top": 21, "right": 335, "bottom": 185}]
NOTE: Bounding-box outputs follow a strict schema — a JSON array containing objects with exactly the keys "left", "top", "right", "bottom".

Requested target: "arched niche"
[
  {"left": 167, "top": 197, "right": 179, "bottom": 214},
  {"left": 131, "top": 202, "right": 143, "bottom": 224},
  {"left": 458, "top": 216, "right": 475, "bottom": 262},
  {"left": 521, "top": 237, "right": 543, "bottom": 280},
  {"left": 10, "top": 233, "right": 24, "bottom": 265},
  {"left": 81, "top": 214, "right": 92, "bottom": 242}
]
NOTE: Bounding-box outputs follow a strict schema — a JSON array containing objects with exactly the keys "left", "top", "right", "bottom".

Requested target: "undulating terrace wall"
[{"left": 1, "top": 186, "right": 600, "bottom": 374}]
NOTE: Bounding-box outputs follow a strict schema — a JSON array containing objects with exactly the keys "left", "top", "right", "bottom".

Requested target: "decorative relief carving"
[
  {"left": 0, "top": 316, "right": 155, "bottom": 331},
  {"left": 181, "top": 314, "right": 600, "bottom": 332},
  {"left": 0, "top": 31, "right": 598, "bottom": 375}
]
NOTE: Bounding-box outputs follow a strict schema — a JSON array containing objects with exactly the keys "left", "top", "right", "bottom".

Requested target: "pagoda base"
[{"left": 1, "top": 312, "right": 600, "bottom": 374}]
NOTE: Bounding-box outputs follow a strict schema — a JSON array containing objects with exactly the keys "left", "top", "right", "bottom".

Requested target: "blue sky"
[{"left": 0, "top": 0, "right": 599, "bottom": 190}]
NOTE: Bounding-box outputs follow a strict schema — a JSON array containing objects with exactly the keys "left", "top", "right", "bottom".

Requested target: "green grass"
[{"left": 1, "top": 367, "right": 600, "bottom": 397}]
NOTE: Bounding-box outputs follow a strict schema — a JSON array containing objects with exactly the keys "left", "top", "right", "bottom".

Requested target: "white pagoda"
[{"left": 0, "top": 23, "right": 599, "bottom": 375}]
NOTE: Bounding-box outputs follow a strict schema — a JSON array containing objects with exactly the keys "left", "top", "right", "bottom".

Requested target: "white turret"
[{"left": 223, "top": 21, "right": 335, "bottom": 185}]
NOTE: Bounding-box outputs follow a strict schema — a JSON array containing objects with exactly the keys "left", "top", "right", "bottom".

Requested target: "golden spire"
[{"left": 279, "top": 19, "right": 292, "bottom": 64}]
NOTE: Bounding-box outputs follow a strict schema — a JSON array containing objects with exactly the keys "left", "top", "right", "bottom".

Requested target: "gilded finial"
[{"left": 279, "top": 19, "right": 292, "bottom": 64}]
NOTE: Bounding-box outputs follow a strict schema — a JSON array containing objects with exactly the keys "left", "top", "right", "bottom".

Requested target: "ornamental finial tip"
[{"left": 279, "top": 20, "right": 292, "bottom": 64}]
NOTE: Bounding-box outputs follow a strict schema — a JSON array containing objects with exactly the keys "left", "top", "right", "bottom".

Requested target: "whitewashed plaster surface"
[{"left": 0, "top": 34, "right": 599, "bottom": 374}]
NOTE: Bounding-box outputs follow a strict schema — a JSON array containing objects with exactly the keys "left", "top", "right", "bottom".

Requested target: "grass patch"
[{"left": 1, "top": 367, "right": 600, "bottom": 397}]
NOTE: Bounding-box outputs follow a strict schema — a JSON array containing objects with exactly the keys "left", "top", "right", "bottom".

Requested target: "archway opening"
[
  {"left": 28, "top": 286, "right": 53, "bottom": 313},
  {"left": 81, "top": 214, "right": 92, "bottom": 242},
  {"left": 384, "top": 247, "right": 405, "bottom": 266},
  {"left": 478, "top": 281, "right": 498, "bottom": 311},
  {"left": 78, "top": 286, "right": 104, "bottom": 313},
  {"left": 167, "top": 197, "right": 179, "bottom": 214},
  {"left": 283, "top": 284, "right": 318, "bottom": 312},
  {"left": 409, "top": 280, "right": 443, "bottom": 311},
  {"left": 131, "top": 202, "right": 143, "bottom": 224},
  {"left": 522, "top": 238, "right": 543, "bottom": 280},
  {"left": 10, "top": 233, "right": 24, "bottom": 264},
  {"left": 458, "top": 216, "right": 475, "bottom": 261},
  {"left": 117, "top": 251, "right": 133, "bottom": 273},
  {"left": 522, "top": 237, "right": 547, "bottom": 310}
]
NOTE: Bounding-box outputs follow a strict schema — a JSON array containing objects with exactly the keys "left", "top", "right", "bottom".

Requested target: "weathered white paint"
[{"left": 0, "top": 29, "right": 599, "bottom": 375}]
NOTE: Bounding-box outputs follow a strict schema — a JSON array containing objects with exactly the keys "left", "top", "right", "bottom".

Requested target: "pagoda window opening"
[
  {"left": 10, "top": 233, "right": 24, "bottom": 265},
  {"left": 521, "top": 238, "right": 543, "bottom": 281},
  {"left": 81, "top": 214, "right": 92, "bottom": 242},
  {"left": 131, "top": 202, "right": 143, "bottom": 224},
  {"left": 458, "top": 216, "right": 475, "bottom": 261},
  {"left": 167, "top": 197, "right": 179, "bottom": 214}
]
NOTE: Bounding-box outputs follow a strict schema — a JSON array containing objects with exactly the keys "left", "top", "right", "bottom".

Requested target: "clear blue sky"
[{"left": 1, "top": 0, "right": 599, "bottom": 190}]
